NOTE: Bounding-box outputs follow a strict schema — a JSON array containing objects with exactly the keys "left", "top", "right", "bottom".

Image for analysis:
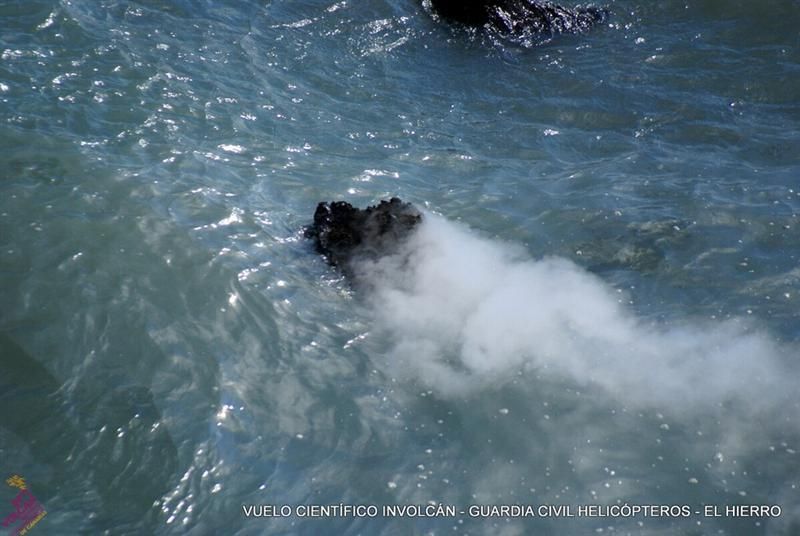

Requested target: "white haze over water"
[{"left": 358, "top": 214, "right": 798, "bottom": 425}]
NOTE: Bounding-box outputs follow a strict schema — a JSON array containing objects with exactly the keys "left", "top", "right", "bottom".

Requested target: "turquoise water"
[{"left": 1, "top": 0, "right": 799, "bottom": 534}]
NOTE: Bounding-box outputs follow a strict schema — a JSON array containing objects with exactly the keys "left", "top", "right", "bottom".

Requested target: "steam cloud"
[{"left": 357, "top": 214, "right": 796, "bottom": 419}]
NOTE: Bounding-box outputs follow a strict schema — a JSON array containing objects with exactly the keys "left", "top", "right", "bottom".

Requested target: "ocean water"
[{"left": 1, "top": 0, "right": 799, "bottom": 534}]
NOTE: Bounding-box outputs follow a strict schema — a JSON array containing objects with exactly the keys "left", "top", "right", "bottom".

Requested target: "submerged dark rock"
[
  {"left": 428, "top": 0, "right": 608, "bottom": 38},
  {"left": 305, "top": 198, "right": 423, "bottom": 274}
]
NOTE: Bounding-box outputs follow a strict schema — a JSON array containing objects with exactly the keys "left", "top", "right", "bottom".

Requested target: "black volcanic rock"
[
  {"left": 428, "top": 0, "right": 608, "bottom": 38},
  {"left": 305, "top": 198, "right": 423, "bottom": 274}
]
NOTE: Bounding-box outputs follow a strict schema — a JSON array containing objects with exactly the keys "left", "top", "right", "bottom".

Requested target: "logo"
[{"left": 1, "top": 476, "right": 47, "bottom": 536}]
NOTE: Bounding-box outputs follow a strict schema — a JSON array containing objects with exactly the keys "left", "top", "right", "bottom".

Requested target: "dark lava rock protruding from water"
[
  {"left": 305, "top": 198, "right": 423, "bottom": 274},
  {"left": 428, "top": 0, "right": 608, "bottom": 38}
]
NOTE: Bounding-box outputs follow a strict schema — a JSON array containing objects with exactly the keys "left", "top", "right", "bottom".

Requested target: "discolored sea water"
[{"left": 1, "top": 1, "right": 799, "bottom": 535}]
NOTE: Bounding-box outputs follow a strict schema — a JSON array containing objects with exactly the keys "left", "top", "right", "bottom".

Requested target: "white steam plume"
[{"left": 357, "top": 214, "right": 796, "bottom": 419}]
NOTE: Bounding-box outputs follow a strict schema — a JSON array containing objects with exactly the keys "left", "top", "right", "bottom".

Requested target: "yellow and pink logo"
[{"left": 1, "top": 476, "right": 46, "bottom": 535}]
